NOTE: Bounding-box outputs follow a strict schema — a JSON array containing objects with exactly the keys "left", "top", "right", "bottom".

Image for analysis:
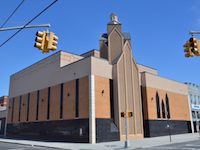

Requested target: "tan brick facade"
[
  {"left": 95, "top": 76, "right": 111, "bottom": 118},
  {"left": 142, "top": 87, "right": 190, "bottom": 121},
  {"left": 79, "top": 76, "right": 89, "bottom": 118},
  {"left": 28, "top": 91, "right": 37, "bottom": 122},
  {"left": 63, "top": 80, "right": 76, "bottom": 119},
  {"left": 20, "top": 94, "right": 28, "bottom": 122},
  {"left": 8, "top": 76, "right": 90, "bottom": 124},
  {"left": 38, "top": 88, "right": 48, "bottom": 121},
  {"left": 12, "top": 96, "right": 20, "bottom": 123},
  {"left": 50, "top": 85, "right": 60, "bottom": 120}
]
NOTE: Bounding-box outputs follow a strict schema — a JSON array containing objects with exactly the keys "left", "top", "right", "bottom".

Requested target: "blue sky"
[{"left": 0, "top": 0, "right": 200, "bottom": 96}]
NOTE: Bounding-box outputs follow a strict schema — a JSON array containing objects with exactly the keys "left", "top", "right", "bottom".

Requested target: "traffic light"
[
  {"left": 121, "top": 112, "right": 125, "bottom": 118},
  {"left": 190, "top": 37, "right": 199, "bottom": 55},
  {"left": 34, "top": 31, "right": 47, "bottom": 51},
  {"left": 184, "top": 40, "right": 194, "bottom": 57},
  {"left": 47, "top": 32, "right": 58, "bottom": 51},
  {"left": 128, "top": 112, "right": 133, "bottom": 117},
  {"left": 120, "top": 112, "right": 133, "bottom": 118},
  {"left": 184, "top": 37, "right": 200, "bottom": 57}
]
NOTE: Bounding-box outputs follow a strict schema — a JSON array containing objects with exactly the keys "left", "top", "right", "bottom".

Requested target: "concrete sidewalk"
[{"left": 0, "top": 133, "right": 199, "bottom": 150}]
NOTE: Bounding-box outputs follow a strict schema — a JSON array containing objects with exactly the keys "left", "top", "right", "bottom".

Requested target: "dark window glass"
[
  {"left": 47, "top": 87, "right": 51, "bottom": 120},
  {"left": 11, "top": 98, "right": 15, "bottom": 123},
  {"left": 60, "top": 83, "right": 64, "bottom": 119},
  {"left": 27, "top": 93, "right": 30, "bottom": 121},
  {"left": 19, "top": 96, "right": 22, "bottom": 122},
  {"left": 36, "top": 90, "right": 40, "bottom": 120},
  {"left": 156, "top": 92, "right": 161, "bottom": 118},
  {"left": 165, "top": 94, "right": 170, "bottom": 118},
  {"left": 110, "top": 79, "right": 114, "bottom": 119},
  {"left": 162, "top": 100, "right": 166, "bottom": 118},
  {"left": 76, "top": 79, "right": 79, "bottom": 118}
]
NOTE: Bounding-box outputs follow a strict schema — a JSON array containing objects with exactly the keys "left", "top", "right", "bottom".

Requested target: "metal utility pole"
[
  {"left": 189, "top": 31, "right": 200, "bottom": 36},
  {"left": 0, "top": 0, "right": 58, "bottom": 48},
  {"left": 0, "top": 24, "right": 50, "bottom": 32},
  {"left": 125, "top": 112, "right": 130, "bottom": 148}
]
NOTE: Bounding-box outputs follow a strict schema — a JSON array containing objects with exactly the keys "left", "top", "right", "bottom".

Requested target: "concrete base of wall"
[
  {"left": 6, "top": 118, "right": 119, "bottom": 143},
  {"left": 144, "top": 120, "right": 192, "bottom": 137}
]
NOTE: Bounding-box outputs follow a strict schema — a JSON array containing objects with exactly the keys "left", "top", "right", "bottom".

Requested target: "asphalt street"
[
  {"left": 143, "top": 140, "right": 200, "bottom": 150},
  {"left": 0, "top": 142, "right": 59, "bottom": 150}
]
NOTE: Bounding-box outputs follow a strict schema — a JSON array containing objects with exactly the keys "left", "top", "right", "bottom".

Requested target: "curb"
[
  {"left": 0, "top": 135, "right": 199, "bottom": 150},
  {"left": 0, "top": 140, "right": 67, "bottom": 150},
  {"left": 141, "top": 137, "right": 199, "bottom": 148}
]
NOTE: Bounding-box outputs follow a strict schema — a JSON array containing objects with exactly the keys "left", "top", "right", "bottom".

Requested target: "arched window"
[
  {"left": 162, "top": 100, "right": 166, "bottom": 118},
  {"left": 156, "top": 92, "right": 161, "bottom": 118},
  {"left": 165, "top": 94, "right": 170, "bottom": 118}
]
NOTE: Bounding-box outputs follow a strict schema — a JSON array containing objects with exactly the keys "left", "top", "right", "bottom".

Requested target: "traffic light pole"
[
  {"left": 189, "top": 31, "right": 200, "bottom": 36},
  {"left": 0, "top": 24, "right": 50, "bottom": 32},
  {"left": 125, "top": 113, "right": 130, "bottom": 148}
]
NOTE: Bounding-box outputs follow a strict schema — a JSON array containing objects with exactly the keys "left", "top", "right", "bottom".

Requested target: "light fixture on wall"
[{"left": 101, "top": 90, "right": 104, "bottom": 96}]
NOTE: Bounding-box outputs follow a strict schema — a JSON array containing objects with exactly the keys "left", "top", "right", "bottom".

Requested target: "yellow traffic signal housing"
[
  {"left": 47, "top": 32, "right": 58, "bottom": 51},
  {"left": 42, "top": 47, "right": 50, "bottom": 54},
  {"left": 128, "top": 112, "right": 133, "bottom": 117},
  {"left": 190, "top": 37, "right": 198, "bottom": 55},
  {"left": 184, "top": 39, "right": 194, "bottom": 57},
  {"left": 193, "top": 39, "right": 200, "bottom": 56},
  {"left": 121, "top": 112, "right": 125, "bottom": 118},
  {"left": 34, "top": 31, "right": 47, "bottom": 51},
  {"left": 184, "top": 37, "right": 200, "bottom": 57},
  {"left": 184, "top": 45, "right": 194, "bottom": 58}
]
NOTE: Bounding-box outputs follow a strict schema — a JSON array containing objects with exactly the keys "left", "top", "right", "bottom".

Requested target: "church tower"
[{"left": 100, "top": 13, "right": 144, "bottom": 140}]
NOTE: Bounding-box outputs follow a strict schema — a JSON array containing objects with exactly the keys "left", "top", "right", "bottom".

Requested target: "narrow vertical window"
[
  {"left": 156, "top": 92, "right": 161, "bottom": 118},
  {"left": 165, "top": 94, "right": 170, "bottom": 118},
  {"left": 11, "top": 98, "right": 15, "bottom": 123},
  {"left": 60, "top": 83, "right": 64, "bottom": 119},
  {"left": 19, "top": 96, "right": 22, "bottom": 122},
  {"left": 76, "top": 79, "right": 79, "bottom": 118},
  {"left": 110, "top": 79, "right": 114, "bottom": 119},
  {"left": 161, "top": 100, "right": 166, "bottom": 118},
  {"left": 36, "top": 90, "right": 40, "bottom": 120},
  {"left": 47, "top": 87, "right": 51, "bottom": 120},
  {"left": 27, "top": 93, "right": 30, "bottom": 121}
]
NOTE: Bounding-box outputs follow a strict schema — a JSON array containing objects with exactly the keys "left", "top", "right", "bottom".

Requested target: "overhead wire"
[
  {"left": 0, "top": 0, "right": 58, "bottom": 48},
  {"left": 0, "top": 0, "right": 25, "bottom": 28}
]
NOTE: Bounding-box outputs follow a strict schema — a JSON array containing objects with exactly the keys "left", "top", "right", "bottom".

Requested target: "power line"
[
  {"left": 0, "top": 0, "right": 25, "bottom": 28},
  {"left": 0, "top": 0, "right": 58, "bottom": 48}
]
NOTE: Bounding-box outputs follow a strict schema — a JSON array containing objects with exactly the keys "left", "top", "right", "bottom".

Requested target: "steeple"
[
  {"left": 107, "top": 13, "right": 122, "bottom": 34},
  {"left": 109, "top": 13, "right": 120, "bottom": 24}
]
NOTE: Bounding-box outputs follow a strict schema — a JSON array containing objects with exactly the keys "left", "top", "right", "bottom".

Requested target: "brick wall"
[{"left": 7, "top": 76, "right": 90, "bottom": 124}]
